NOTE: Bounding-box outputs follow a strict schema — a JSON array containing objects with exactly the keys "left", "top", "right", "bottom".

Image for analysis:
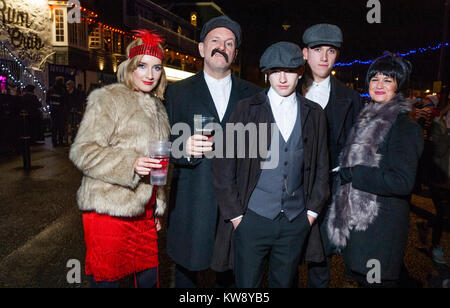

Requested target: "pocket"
[
  {"left": 234, "top": 214, "right": 247, "bottom": 233},
  {"left": 304, "top": 212, "right": 312, "bottom": 229}
]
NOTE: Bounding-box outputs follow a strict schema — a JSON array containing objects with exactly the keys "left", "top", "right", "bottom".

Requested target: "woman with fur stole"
[
  {"left": 327, "top": 53, "right": 423, "bottom": 287},
  {"left": 69, "top": 30, "right": 170, "bottom": 288}
]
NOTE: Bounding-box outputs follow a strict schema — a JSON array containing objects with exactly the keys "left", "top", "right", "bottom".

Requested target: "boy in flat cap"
[
  {"left": 212, "top": 42, "right": 329, "bottom": 287},
  {"left": 297, "top": 23, "right": 362, "bottom": 288},
  {"left": 165, "top": 15, "right": 260, "bottom": 287}
]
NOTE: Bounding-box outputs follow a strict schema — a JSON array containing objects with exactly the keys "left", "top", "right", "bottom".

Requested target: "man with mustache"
[{"left": 165, "top": 16, "right": 260, "bottom": 287}]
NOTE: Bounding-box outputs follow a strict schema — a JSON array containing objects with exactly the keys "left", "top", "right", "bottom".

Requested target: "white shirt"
[
  {"left": 203, "top": 71, "right": 232, "bottom": 122},
  {"left": 267, "top": 87, "right": 298, "bottom": 142},
  {"left": 305, "top": 76, "right": 331, "bottom": 110}
]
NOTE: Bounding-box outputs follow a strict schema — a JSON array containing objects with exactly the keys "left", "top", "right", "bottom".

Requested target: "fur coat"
[
  {"left": 327, "top": 94, "right": 411, "bottom": 248},
  {"left": 70, "top": 83, "right": 170, "bottom": 217}
]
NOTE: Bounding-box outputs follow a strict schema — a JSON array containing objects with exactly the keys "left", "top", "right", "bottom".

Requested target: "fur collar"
[{"left": 327, "top": 94, "right": 411, "bottom": 248}]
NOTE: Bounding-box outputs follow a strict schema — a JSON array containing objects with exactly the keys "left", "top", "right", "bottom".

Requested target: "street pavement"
[{"left": 0, "top": 139, "right": 448, "bottom": 288}]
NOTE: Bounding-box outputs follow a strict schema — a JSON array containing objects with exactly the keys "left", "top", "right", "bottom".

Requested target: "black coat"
[
  {"left": 298, "top": 76, "right": 362, "bottom": 170},
  {"left": 342, "top": 113, "right": 424, "bottom": 280},
  {"left": 211, "top": 91, "right": 330, "bottom": 271},
  {"left": 165, "top": 72, "right": 261, "bottom": 271},
  {"left": 298, "top": 76, "right": 362, "bottom": 255}
]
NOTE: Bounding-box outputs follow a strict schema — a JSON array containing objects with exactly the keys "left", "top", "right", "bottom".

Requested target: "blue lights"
[{"left": 335, "top": 42, "right": 449, "bottom": 67}]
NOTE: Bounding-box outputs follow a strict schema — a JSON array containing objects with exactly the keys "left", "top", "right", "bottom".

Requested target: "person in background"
[
  {"left": 327, "top": 53, "right": 423, "bottom": 288},
  {"left": 69, "top": 30, "right": 170, "bottom": 288},
  {"left": 47, "top": 77, "right": 67, "bottom": 147},
  {"left": 20, "top": 85, "right": 44, "bottom": 144},
  {"left": 428, "top": 104, "right": 450, "bottom": 265},
  {"left": 65, "top": 80, "right": 83, "bottom": 144}
]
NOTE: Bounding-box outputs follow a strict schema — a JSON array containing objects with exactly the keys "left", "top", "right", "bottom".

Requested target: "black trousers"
[
  {"left": 233, "top": 209, "right": 311, "bottom": 288},
  {"left": 307, "top": 215, "right": 333, "bottom": 288},
  {"left": 175, "top": 265, "right": 235, "bottom": 288}
]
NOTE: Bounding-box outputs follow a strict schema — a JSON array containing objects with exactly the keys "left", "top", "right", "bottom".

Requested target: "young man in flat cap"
[
  {"left": 165, "top": 15, "right": 260, "bottom": 288},
  {"left": 298, "top": 23, "right": 362, "bottom": 288},
  {"left": 212, "top": 42, "right": 329, "bottom": 287}
]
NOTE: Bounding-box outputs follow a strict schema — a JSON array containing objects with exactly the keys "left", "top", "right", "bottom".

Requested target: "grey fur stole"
[{"left": 327, "top": 94, "right": 411, "bottom": 248}]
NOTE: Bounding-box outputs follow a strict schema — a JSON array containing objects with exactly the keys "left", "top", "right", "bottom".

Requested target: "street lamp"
[{"left": 282, "top": 20, "right": 291, "bottom": 31}]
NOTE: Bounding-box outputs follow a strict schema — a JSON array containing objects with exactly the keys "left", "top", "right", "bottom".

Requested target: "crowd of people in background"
[{"left": 0, "top": 78, "right": 87, "bottom": 153}]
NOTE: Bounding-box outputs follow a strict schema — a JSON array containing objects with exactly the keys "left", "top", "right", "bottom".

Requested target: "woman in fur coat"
[
  {"left": 327, "top": 53, "right": 424, "bottom": 287},
  {"left": 69, "top": 30, "right": 170, "bottom": 288}
]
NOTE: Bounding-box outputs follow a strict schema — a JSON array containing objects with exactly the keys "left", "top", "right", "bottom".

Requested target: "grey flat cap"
[
  {"left": 260, "top": 42, "right": 305, "bottom": 72},
  {"left": 200, "top": 16, "right": 242, "bottom": 47},
  {"left": 303, "top": 24, "right": 343, "bottom": 48}
]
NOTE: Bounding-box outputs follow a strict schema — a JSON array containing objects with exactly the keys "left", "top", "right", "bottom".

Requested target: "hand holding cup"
[{"left": 134, "top": 157, "right": 163, "bottom": 176}]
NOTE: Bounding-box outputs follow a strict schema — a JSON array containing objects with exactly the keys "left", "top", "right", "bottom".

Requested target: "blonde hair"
[{"left": 117, "top": 38, "right": 167, "bottom": 100}]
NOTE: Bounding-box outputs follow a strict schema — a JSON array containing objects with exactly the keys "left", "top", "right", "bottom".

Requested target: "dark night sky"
[{"left": 124, "top": 0, "right": 448, "bottom": 88}]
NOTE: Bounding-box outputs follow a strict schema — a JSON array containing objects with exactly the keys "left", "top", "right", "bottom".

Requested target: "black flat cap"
[
  {"left": 260, "top": 42, "right": 305, "bottom": 72},
  {"left": 200, "top": 16, "right": 242, "bottom": 47},
  {"left": 303, "top": 24, "right": 343, "bottom": 48}
]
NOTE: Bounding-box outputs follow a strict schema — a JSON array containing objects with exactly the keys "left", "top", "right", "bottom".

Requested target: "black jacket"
[
  {"left": 211, "top": 90, "right": 330, "bottom": 271},
  {"left": 297, "top": 76, "right": 361, "bottom": 256},
  {"left": 343, "top": 113, "right": 424, "bottom": 280},
  {"left": 298, "top": 76, "right": 362, "bottom": 170},
  {"left": 165, "top": 72, "right": 261, "bottom": 271}
]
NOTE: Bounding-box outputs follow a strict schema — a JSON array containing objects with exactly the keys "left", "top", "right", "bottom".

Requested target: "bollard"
[{"left": 20, "top": 110, "right": 31, "bottom": 170}]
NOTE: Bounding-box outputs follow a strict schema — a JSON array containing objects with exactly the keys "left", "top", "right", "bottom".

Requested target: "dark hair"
[{"left": 365, "top": 52, "right": 412, "bottom": 93}]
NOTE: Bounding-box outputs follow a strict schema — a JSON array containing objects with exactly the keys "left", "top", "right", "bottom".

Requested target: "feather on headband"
[{"left": 129, "top": 29, "right": 165, "bottom": 60}]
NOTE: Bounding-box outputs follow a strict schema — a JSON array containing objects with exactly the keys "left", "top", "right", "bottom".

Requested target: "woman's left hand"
[
  {"left": 134, "top": 157, "right": 162, "bottom": 176},
  {"left": 155, "top": 217, "right": 162, "bottom": 232}
]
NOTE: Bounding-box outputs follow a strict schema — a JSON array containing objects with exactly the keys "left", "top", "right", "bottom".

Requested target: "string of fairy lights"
[
  {"left": 335, "top": 42, "right": 449, "bottom": 67},
  {"left": 0, "top": 41, "right": 47, "bottom": 94}
]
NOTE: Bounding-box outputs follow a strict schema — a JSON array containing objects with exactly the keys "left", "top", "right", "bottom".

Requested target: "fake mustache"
[{"left": 211, "top": 49, "right": 229, "bottom": 63}]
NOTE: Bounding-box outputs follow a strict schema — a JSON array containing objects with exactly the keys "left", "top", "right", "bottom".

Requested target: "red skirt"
[{"left": 82, "top": 189, "right": 158, "bottom": 282}]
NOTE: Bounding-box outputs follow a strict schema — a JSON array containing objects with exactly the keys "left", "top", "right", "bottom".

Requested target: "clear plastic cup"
[
  {"left": 194, "top": 115, "right": 215, "bottom": 138},
  {"left": 149, "top": 141, "right": 171, "bottom": 186}
]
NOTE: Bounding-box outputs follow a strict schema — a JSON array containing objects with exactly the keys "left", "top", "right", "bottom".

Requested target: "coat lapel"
[
  {"left": 299, "top": 94, "right": 311, "bottom": 131},
  {"left": 328, "top": 76, "right": 352, "bottom": 142},
  {"left": 194, "top": 72, "right": 221, "bottom": 122},
  {"left": 221, "top": 75, "right": 242, "bottom": 126}
]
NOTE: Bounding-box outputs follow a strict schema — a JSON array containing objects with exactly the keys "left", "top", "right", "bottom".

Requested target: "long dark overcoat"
[
  {"left": 342, "top": 113, "right": 424, "bottom": 280},
  {"left": 165, "top": 72, "right": 260, "bottom": 271},
  {"left": 211, "top": 91, "right": 330, "bottom": 271},
  {"left": 298, "top": 76, "right": 362, "bottom": 255}
]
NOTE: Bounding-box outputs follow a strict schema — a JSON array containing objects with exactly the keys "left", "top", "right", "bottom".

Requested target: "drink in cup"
[
  {"left": 149, "top": 141, "right": 171, "bottom": 186},
  {"left": 194, "top": 115, "right": 215, "bottom": 140}
]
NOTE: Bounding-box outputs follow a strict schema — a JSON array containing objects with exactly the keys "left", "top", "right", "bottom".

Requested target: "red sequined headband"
[{"left": 129, "top": 30, "right": 165, "bottom": 60}]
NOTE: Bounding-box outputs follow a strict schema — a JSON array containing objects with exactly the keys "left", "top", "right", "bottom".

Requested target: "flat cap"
[
  {"left": 260, "top": 42, "right": 305, "bottom": 72},
  {"left": 200, "top": 16, "right": 242, "bottom": 47},
  {"left": 303, "top": 24, "right": 343, "bottom": 48}
]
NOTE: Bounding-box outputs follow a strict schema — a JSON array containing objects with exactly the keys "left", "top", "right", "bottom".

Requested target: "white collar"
[
  {"left": 268, "top": 87, "right": 297, "bottom": 107},
  {"left": 311, "top": 75, "right": 331, "bottom": 89},
  {"left": 203, "top": 71, "right": 232, "bottom": 85}
]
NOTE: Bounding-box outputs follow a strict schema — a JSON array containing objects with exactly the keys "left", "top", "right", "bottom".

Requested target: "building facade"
[{"left": 1, "top": 0, "right": 233, "bottom": 102}]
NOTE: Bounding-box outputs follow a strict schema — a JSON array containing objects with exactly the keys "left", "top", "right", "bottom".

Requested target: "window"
[
  {"left": 55, "top": 9, "right": 65, "bottom": 42},
  {"left": 69, "top": 19, "right": 88, "bottom": 49},
  {"left": 89, "top": 25, "right": 101, "bottom": 49}
]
